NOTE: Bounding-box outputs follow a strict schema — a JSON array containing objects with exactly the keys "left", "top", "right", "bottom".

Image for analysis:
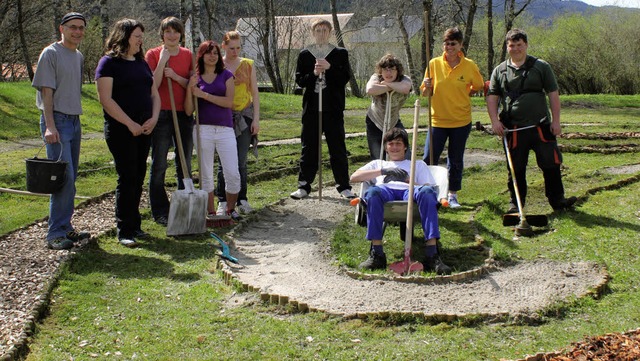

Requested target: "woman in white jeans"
[{"left": 185, "top": 40, "right": 241, "bottom": 219}]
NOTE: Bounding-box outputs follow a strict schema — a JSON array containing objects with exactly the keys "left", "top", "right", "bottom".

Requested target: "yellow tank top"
[{"left": 232, "top": 58, "right": 254, "bottom": 111}]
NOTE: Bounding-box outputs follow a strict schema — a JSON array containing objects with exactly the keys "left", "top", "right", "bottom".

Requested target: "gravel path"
[{"left": 224, "top": 190, "right": 608, "bottom": 319}]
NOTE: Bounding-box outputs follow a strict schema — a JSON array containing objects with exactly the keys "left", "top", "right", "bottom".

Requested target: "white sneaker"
[
  {"left": 448, "top": 194, "right": 461, "bottom": 208},
  {"left": 290, "top": 188, "right": 309, "bottom": 200},
  {"left": 238, "top": 200, "right": 253, "bottom": 214},
  {"left": 340, "top": 189, "right": 357, "bottom": 199},
  {"left": 216, "top": 201, "right": 227, "bottom": 215}
]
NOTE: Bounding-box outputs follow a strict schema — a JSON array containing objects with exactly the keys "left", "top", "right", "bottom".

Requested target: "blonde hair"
[{"left": 222, "top": 30, "right": 241, "bottom": 45}]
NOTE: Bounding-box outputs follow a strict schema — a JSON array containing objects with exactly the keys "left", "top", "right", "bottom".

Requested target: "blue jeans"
[
  {"left": 216, "top": 117, "right": 251, "bottom": 203},
  {"left": 423, "top": 123, "right": 471, "bottom": 192},
  {"left": 149, "top": 110, "right": 193, "bottom": 219},
  {"left": 39, "top": 112, "right": 82, "bottom": 241},
  {"left": 364, "top": 185, "right": 440, "bottom": 241}
]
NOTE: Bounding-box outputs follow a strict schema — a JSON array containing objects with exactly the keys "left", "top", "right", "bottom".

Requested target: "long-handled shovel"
[
  {"left": 501, "top": 134, "right": 548, "bottom": 235},
  {"left": 389, "top": 99, "right": 424, "bottom": 275},
  {"left": 166, "top": 77, "right": 208, "bottom": 236}
]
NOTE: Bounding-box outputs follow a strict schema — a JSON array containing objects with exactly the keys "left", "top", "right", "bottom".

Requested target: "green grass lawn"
[{"left": 1, "top": 83, "right": 640, "bottom": 360}]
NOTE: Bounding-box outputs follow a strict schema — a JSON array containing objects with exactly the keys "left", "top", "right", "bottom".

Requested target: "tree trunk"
[
  {"left": 52, "top": 0, "right": 63, "bottom": 41},
  {"left": 16, "top": 0, "right": 34, "bottom": 81},
  {"left": 396, "top": 7, "right": 419, "bottom": 94},
  {"left": 462, "top": 0, "right": 477, "bottom": 55},
  {"left": 100, "top": 0, "right": 109, "bottom": 43},
  {"left": 192, "top": 0, "right": 203, "bottom": 46},
  {"left": 260, "top": 0, "right": 283, "bottom": 93},
  {"left": 487, "top": 0, "right": 494, "bottom": 75},
  {"left": 330, "top": 0, "right": 361, "bottom": 97},
  {"left": 422, "top": 0, "right": 433, "bottom": 72}
]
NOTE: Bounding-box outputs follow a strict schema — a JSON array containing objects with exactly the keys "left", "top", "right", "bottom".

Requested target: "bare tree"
[
  {"left": 487, "top": 0, "right": 494, "bottom": 75},
  {"left": 259, "top": 0, "right": 284, "bottom": 93},
  {"left": 395, "top": 4, "right": 420, "bottom": 94},
  {"left": 16, "top": 0, "right": 34, "bottom": 81},
  {"left": 100, "top": 0, "right": 109, "bottom": 43},
  {"left": 330, "top": 0, "right": 361, "bottom": 97},
  {"left": 461, "top": 0, "right": 478, "bottom": 54},
  {"left": 499, "top": 0, "right": 535, "bottom": 61}
]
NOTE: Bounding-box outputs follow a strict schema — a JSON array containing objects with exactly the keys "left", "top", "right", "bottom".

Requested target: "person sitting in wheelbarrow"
[{"left": 350, "top": 128, "right": 452, "bottom": 275}]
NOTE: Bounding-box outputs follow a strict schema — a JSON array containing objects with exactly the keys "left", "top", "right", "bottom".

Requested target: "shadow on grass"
[{"left": 68, "top": 237, "right": 205, "bottom": 282}]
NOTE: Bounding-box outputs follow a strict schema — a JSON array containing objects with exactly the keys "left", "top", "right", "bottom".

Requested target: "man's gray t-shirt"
[{"left": 32, "top": 42, "right": 84, "bottom": 115}]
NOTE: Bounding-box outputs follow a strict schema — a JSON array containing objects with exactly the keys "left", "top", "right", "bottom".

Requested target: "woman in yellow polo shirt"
[{"left": 420, "top": 27, "right": 484, "bottom": 208}]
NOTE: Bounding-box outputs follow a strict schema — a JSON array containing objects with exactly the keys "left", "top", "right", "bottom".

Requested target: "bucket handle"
[{"left": 34, "top": 142, "right": 63, "bottom": 162}]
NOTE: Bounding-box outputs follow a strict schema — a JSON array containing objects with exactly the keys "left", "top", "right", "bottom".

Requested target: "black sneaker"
[
  {"left": 66, "top": 231, "right": 91, "bottom": 243},
  {"left": 358, "top": 251, "right": 387, "bottom": 270},
  {"left": 47, "top": 237, "right": 74, "bottom": 250},
  {"left": 506, "top": 203, "right": 519, "bottom": 214},
  {"left": 551, "top": 196, "right": 577, "bottom": 211},
  {"left": 134, "top": 229, "right": 150, "bottom": 239},
  {"left": 424, "top": 255, "right": 452, "bottom": 275},
  {"left": 155, "top": 216, "right": 168, "bottom": 226}
]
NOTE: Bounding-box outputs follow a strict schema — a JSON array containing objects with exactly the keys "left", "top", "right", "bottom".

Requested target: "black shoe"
[
  {"left": 358, "top": 251, "right": 387, "bottom": 270},
  {"left": 66, "top": 230, "right": 91, "bottom": 243},
  {"left": 551, "top": 196, "right": 577, "bottom": 211},
  {"left": 134, "top": 229, "right": 150, "bottom": 239},
  {"left": 155, "top": 216, "right": 168, "bottom": 226},
  {"left": 506, "top": 203, "right": 518, "bottom": 214},
  {"left": 424, "top": 255, "right": 452, "bottom": 275},
  {"left": 47, "top": 237, "right": 74, "bottom": 250}
]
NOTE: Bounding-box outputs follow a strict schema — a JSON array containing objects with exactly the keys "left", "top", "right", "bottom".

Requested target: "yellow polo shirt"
[{"left": 420, "top": 53, "right": 484, "bottom": 128}]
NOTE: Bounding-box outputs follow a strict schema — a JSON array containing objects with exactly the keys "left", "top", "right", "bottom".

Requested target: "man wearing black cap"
[{"left": 32, "top": 12, "right": 90, "bottom": 250}]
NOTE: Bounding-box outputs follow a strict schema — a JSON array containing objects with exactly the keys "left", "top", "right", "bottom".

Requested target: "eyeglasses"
[
  {"left": 64, "top": 25, "right": 86, "bottom": 32},
  {"left": 381, "top": 67, "right": 397, "bottom": 72},
  {"left": 443, "top": 41, "right": 458, "bottom": 46}
]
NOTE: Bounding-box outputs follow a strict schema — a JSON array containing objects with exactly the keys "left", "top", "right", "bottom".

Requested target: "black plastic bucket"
[{"left": 25, "top": 144, "right": 67, "bottom": 194}]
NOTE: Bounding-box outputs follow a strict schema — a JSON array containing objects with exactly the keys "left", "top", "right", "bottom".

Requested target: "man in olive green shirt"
[{"left": 486, "top": 28, "right": 576, "bottom": 213}]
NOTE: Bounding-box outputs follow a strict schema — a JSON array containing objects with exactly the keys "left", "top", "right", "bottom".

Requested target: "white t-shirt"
[{"left": 357, "top": 159, "right": 436, "bottom": 191}]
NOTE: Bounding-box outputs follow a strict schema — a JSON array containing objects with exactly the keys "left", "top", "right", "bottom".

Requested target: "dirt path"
[{"left": 223, "top": 190, "right": 608, "bottom": 319}]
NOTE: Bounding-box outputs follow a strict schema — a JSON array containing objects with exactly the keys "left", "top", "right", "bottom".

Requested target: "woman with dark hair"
[
  {"left": 96, "top": 19, "right": 160, "bottom": 247},
  {"left": 365, "top": 53, "right": 412, "bottom": 160},
  {"left": 420, "top": 27, "right": 484, "bottom": 208},
  {"left": 184, "top": 40, "right": 239, "bottom": 220}
]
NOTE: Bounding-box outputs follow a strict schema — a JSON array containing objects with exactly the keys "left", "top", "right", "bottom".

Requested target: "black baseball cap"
[{"left": 61, "top": 12, "right": 86, "bottom": 26}]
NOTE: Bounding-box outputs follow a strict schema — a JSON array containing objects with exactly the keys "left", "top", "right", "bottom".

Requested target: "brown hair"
[
  {"left": 443, "top": 27, "right": 463, "bottom": 43},
  {"left": 195, "top": 40, "right": 224, "bottom": 75},
  {"left": 506, "top": 28, "right": 528, "bottom": 44},
  {"left": 105, "top": 18, "right": 145, "bottom": 60},
  {"left": 159, "top": 17, "right": 184, "bottom": 42},
  {"left": 384, "top": 127, "right": 409, "bottom": 149},
  {"left": 375, "top": 53, "right": 404, "bottom": 82}
]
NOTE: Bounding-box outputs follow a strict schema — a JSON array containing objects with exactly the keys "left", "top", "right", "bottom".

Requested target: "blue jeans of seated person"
[
  {"left": 423, "top": 123, "right": 471, "bottom": 192},
  {"left": 364, "top": 185, "right": 440, "bottom": 241},
  {"left": 40, "top": 112, "right": 82, "bottom": 241},
  {"left": 149, "top": 110, "right": 193, "bottom": 220}
]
